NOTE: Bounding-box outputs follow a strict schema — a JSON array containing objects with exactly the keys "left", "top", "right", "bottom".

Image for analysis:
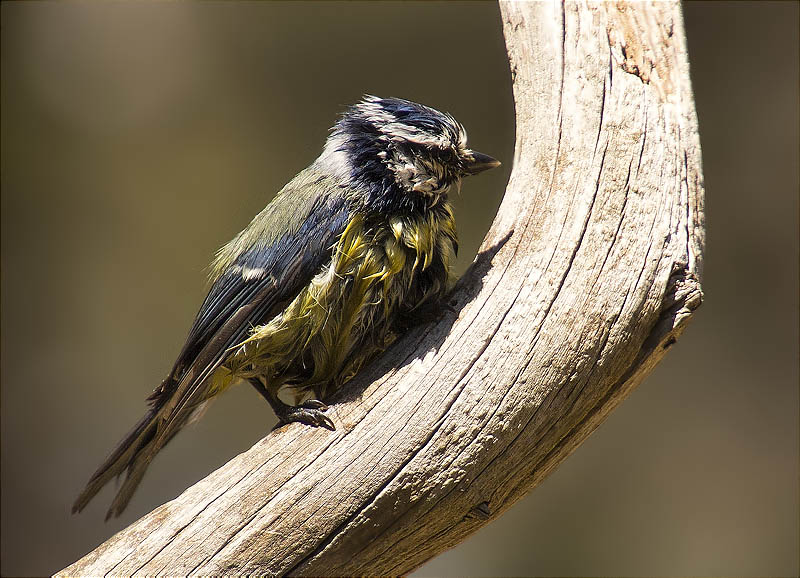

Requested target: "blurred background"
[{"left": 1, "top": 2, "right": 797, "bottom": 576}]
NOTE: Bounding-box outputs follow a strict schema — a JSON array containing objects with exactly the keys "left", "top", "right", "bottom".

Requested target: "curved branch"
[{"left": 59, "top": 1, "right": 704, "bottom": 575}]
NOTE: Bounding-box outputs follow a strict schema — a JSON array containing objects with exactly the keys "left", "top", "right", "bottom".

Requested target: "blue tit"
[{"left": 73, "top": 95, "right": 500, "bottom": 519}]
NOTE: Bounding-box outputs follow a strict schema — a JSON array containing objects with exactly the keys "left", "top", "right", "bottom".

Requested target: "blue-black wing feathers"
[
  {"left": 74, "top": 170, "right": 353, "bottom": 518},
  {"left": 150, "top": 192, "right": 350, "bottom": 405}
]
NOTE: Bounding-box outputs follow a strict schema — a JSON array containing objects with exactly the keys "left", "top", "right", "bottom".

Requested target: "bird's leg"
[{"left": 248, "top": 379, "right": 335, "bottom": 431}]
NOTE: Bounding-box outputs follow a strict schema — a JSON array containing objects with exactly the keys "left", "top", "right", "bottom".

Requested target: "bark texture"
[{"left": 60, "top": 1, "right": 704, "bottom": 575}]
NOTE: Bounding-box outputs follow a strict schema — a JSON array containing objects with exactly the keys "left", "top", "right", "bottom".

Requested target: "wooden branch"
[{"left": 59, "top": 1, "right": 704, "bottom": 575}]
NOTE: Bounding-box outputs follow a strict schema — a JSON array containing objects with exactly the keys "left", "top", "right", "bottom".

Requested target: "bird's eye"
[{"left": 435, "top": 147, "right": 458, "bottom": 166}]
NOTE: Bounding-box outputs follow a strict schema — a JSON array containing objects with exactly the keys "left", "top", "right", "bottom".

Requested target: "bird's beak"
[{"left": 463, "top": 150, "right": 501, "bottom": 175}]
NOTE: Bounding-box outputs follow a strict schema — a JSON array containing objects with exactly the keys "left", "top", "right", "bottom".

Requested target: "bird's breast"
[{"left": 229, "top": 203, "right": 457, "bottom": 399}]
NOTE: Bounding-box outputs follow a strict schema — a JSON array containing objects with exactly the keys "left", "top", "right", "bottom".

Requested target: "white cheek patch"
[
  {"left": 383, "top": 150, "right": 419, "bottom": 190},
  {"left": 394, "top": 162, "right": 416, "bottom": 184},
  {"left": 383, "top": 150, "right": 448, "bottom": 197}
]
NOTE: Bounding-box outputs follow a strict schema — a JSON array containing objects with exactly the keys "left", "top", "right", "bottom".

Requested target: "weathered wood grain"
[{"left": 59, "top": 1, "right": 704, "bottom": 575}]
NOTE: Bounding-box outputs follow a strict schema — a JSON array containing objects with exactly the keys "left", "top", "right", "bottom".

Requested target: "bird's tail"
[
  {"left": 72, "top": 402, "right": 172, "bottom": 520},
  {"left": 74, "top": 345, "right": 227, "bottom": 518}
]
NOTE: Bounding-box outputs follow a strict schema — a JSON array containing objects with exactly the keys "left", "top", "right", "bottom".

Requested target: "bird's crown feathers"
[{"left": 341, "top": 95, "right": 467, "bottom": 151}]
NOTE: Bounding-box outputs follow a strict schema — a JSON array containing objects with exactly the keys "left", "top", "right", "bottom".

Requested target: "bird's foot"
[{"left": 274, "top": 399, "right": 335, "bottom": 431}]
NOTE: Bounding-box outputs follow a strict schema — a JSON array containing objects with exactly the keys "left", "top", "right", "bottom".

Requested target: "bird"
[{"left": 72, "top": 95, "right": 500, "bottom": 520}]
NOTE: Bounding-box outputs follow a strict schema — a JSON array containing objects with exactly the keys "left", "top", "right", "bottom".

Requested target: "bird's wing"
[
  {"left": 74, "top": 170, "right": 354, "bottom": 518},
  {"left": 165, "top": 200, "right": 348, "bottom": 393},
  {"left": 153, "top": 181, "right": 351, "bottom": 416}
]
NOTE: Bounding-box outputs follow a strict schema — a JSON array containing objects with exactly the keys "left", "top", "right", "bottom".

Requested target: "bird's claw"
[
  {"left": 274, "top": 400, "right": 335, "bottom": 431},
  {"left": 300, "top": 399, "right": 328, "bottom": 410}
]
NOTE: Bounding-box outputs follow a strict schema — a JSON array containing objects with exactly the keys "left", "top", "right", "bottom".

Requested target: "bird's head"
[{"left": 319, "top": 95, "right": 500, "bottom": 210}]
